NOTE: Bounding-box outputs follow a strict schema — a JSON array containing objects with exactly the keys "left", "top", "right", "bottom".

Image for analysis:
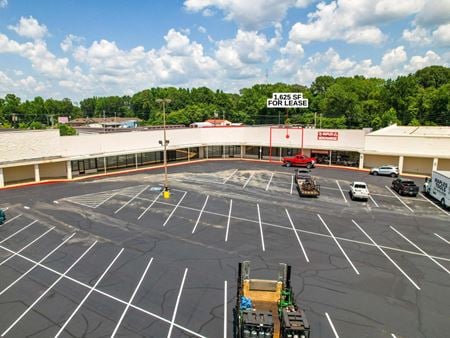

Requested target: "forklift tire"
[{"left": 286, "top": 162, "right": 291, "bottom": 167}]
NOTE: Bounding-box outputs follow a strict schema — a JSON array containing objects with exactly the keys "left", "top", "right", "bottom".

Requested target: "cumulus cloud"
[
  {"left": 289, "top": 0, "right": 428, "bottom": 45},
  {"left": 415, "top": 0, "right": 450, "bottom": 26},
  {"left": 60, "top": 34, "right": 84, "bottom": 52},
  {"left": 404, "top": 50, "right": 444, "bottom": 72},
  {"left": 8, "top": 16, "right": 48, "bottom": 40},
  {"left": 0, "top": 0, "right": 7, "bottom": 9},
  {"left": 184, "top": 0, "right": 308, "bottom": 29},
  {"left": 432, "top": 23, "right": 450, "bottom": 46}
]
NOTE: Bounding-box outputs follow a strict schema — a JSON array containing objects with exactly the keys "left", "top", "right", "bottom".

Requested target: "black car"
[{"left": 391, "top": 178, "right": 419, "bottom": 197}]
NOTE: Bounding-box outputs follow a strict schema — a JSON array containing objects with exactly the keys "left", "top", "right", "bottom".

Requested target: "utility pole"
[{"left": 156, "top": 98, "right": 171, "bottom": 198}]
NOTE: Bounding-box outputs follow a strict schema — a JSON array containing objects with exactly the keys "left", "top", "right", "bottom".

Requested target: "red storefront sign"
[{"left": 317, "top": 131, "right": 338, "bottom": 141}]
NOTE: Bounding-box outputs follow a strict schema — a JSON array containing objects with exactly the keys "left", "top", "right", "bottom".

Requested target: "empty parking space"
[{"left": 0, "top": 161, "right": 449, "bottom": 337}]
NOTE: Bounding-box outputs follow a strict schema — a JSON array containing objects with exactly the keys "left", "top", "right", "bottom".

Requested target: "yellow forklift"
[{"left": 234, "top": 261, "right": 310, "bottom": 338}]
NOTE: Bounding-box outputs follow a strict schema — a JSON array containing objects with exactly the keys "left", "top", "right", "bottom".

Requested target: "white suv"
[
  {"left": 370, "top": 165, "right": 399, "bottom": 177},
  {"left": 349, "top": 182, "right": 370, "bottom": 201}
]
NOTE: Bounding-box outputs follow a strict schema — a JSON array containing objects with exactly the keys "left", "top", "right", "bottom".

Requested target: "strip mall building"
[{"left": 0, "top": 124, "right": 449, "bottom": 188}]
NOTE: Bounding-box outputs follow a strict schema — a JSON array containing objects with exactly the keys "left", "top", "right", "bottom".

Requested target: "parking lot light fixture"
[{"left": 156, "top": 98, "right": 171, "bottom": 198}]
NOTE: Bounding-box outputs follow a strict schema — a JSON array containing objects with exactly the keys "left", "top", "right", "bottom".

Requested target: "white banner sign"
[{"left": 267, "top": 92, "right": 308, "bottom": 108}]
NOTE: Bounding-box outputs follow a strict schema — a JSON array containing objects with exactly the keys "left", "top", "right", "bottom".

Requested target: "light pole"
[{"left": 156, "top": 98, "right": 171, "bottom": 198}]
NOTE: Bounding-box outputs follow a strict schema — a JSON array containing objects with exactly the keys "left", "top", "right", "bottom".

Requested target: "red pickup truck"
[{"left": 282, "top": 154, "right": 317, "bottom": 168}]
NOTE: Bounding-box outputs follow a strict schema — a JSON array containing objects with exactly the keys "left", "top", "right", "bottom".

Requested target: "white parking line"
[
  {"left": 0, "top": 233, "right": 76, "bottom": 297},
  {"left": 368, "top": 194, "right": 379, "bottom": 208},
  {"left": 0, "top": 244, "right": 205, "bottom": 338},
  {"left": 1, "top": 241, "right": 97, "bottom": 337},
  {"left": 0, "top": 220, "right": 37, "bottom": 244},
  {"left": 318, "top": 215, "right": 359, "bottom": 275},
  {"left": 163, "top": 192, "right": 187, "bottom": 227},
  {"left": 133, "top": 194, "right": 450, "bottom": 262},
  {"left": 285, "top": 209, "right": 309, "bottom": 262},
  {"left": 115, "top": 185, "right": 150, "bottom": 214},
  {"left": 257, "top": 204, "right": 266, "bottom": 252},
  {"left": 385, "top": 186, "right": 414, "bottom": 212},
  {"left": 390, "top": 226, "right": 450, "bottom": 275},
  {"left": 0, "top": 227, "right": 54, "bottom": 268},
  {"left": 325, "top": 312, "right": 340, "bottom": 338},
  {"left": 111, "top": 257, "right": 154, "bottom": 338},
  {"left": 352, "top": 220, "right": 420, "bottom": 290},
  {"left": 242, "top": 172, "right": 254, "bottom": 189},
  {"left": 419, "top": 193, "right": 450, "bottom": 216},
  {"left": 223, "top": 280, "right": 227, "bottom": 338},
  {"left": 0, "top": 214, "right": 22, "bottom": 227},
  {"left": 55, "top": 248, "right": 125, "bottom": 338},
  {"left": 290, "top": 175, "right": 294, "bottom": 194},
  {"left": 336, "top": 180, "right": 348, "bottom": 203},
  {"left": 265, "top": 173, "right": 274, "bottom": 191},
  {"left": 95, "top": 192, "right": 120, "bottom": 208},
  {"left": 167, "top": 268, "right": 188, "bottom": 338},
  {"left": 434, "top": 233, "right": 450, "bottom": 245},
  {"left": 138, "top": 192, "right": 162, "bottom": 220},
  {"left": 192, "top": 195, "right": 209, "bottom": 234},
  {"left": 225, "top": 200, "right": 232, "bottom": 242},
  {"left": 222, "top": 169, "right": 238, "bottom": 184},
  {"left": 0, "top": 240, "right": 203, "bottom": 338}
]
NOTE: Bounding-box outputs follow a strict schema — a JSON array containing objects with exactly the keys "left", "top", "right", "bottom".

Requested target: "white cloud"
[
  {"left": 289, "top": 0, "right": 428, "bottom": 45},
  {"left": 432, "top": 23, "right": 450, "bottom": 46},
  {"left": 0, "top": 71, "right": 47, "bottom": 97},
  {"left": 202, "top": 8, "right": 215, "bottom": 17},
  {"left": 60, "top": 34, "right": 84, "bottom": 52},
  {"left": 8, "top": 16, "right": 48, "bottom": 40},
  {"left": 289, "top": 1, "right": 385, "bottom": 44},
  {"left": 404, "top": 50, "right": 444, "bottom": 72},
  {"left": 415, "top": 0, "right": 450, "bottom": 26},
  {"left": 214, "top": 29, "right": 280, "bottom": 79},
  {"left": 381, "top": 46, "right": 407, "bottom": 70},
  {"left": 198, "top": 25, "right": 207, "bottom": 34},
  {"left": 0, "top": 0, "right": 7, "bottom": 9},
  {"left": 272, "top": 46, "right": 448, "bottom": 86},
  {"left": 184, "top": 0, "right": 308, "bottom": 29},
  {"left": 402, "top": 26, "right": 432, "bottom": 45}
]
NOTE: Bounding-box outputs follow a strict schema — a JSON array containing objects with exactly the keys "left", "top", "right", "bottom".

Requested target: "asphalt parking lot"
[{"left": 0, "top": 160, "right": 449, "bottom": 338}]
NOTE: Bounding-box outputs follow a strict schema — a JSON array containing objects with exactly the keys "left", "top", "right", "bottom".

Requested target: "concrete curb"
[{"left": 0, "top": 158, "right": 428, "bottom": 190}]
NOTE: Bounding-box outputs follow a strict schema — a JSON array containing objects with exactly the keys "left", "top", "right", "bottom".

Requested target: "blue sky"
[{"left": 0, "top": 0, "right": 449, "bottom": 101}]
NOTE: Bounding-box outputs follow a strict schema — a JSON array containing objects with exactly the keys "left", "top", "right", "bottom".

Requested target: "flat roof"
[{"left": 369, "top": 125, "right": 450, "bottom": 137}]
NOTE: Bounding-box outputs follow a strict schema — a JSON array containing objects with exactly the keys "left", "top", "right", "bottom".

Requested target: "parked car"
[
  {"left": 0, "top": 209, "right": 5, "bottom": 225},
  {"left": 282, "top": 154, "right": 316, "bottom": 168},
  {"left": 423, "top": 170, "right": 450, "bottom": 208},
  {"left": 392, "top": 178, "right": 419, "bottom": 197},
  {"left": 349, "top": 182, "right": 370, "bottom": 201},
  {"left": 370, "top": 165, "right": 399, "bottom": 177}
]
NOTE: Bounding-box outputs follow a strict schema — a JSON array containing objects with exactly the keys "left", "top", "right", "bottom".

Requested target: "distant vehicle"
[
  {"left": 349, "top": 182, "right": 369, "bottom": 201},
  {"left": 282, "top": 154, "right": 316, "bottom": 168},
  {"left": 423, "top": 170, "right": 450, "bottom": 208},
  {"left": 370, "top": 165, "right": 399, "bottom": 177},
  {"left": 391, "top": 178, "right": 419, "bottom": 197},
  {"left": 0, "top": 209, "right": 5, "bottom": 225},
  {"left": 295, "top": 169, "right": 320, "bottom": 197}
]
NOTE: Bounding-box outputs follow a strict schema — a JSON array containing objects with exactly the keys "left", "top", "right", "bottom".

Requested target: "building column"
[
  {"left": 432, "top": 158, "right": 438, "bottom": 171},
  {"left": 329, "top": 151, "right": 332, "bottom": 165},
  {"left": 241, "top": 145, "right": 244, "bottom": 159},
  {"left": 103, "top": 157, "right": 107, "bottom": 173},
  {"left": 359, "top": 153, "right": 364, "bottom": 170},
  {"left": 34, "top": 164, "right": 40, "bottom": 182},
  {"left": 0, "top": 168, "right": 4, "bottom": 188},
  {"left": 66, "top": 161, "right": 72, "bottom": 180},
  {"left": 135, "top": 153, "right": 138, "bottom": 169},
  {"left": 187, "top": 147, "right": 190, "bottom": 161},
  {"left": 398, "top": 156, "right": 404, "bottom": 174}
]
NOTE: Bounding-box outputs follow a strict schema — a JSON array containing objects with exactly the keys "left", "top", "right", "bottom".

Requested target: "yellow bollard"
[{"left": 163, "top": 189, "right": 170, "bottom": 199}]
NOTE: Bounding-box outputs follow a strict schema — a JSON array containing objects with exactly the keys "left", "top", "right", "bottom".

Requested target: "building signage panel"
[
  {"left": 317, "top": 131, "right": 339, "bottom": 141},
  {"left": 266, "top": 93, "right": 308, "bottom": 108}
]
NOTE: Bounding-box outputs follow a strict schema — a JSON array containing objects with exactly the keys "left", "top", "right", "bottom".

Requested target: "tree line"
[{"left": 0, "top": 65, "right": 448, "bottom": 130}]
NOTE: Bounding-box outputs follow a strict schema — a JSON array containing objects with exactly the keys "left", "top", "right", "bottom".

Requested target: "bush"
[{"left": 59, "top": 124, "right": 77, "bottom": 136}]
